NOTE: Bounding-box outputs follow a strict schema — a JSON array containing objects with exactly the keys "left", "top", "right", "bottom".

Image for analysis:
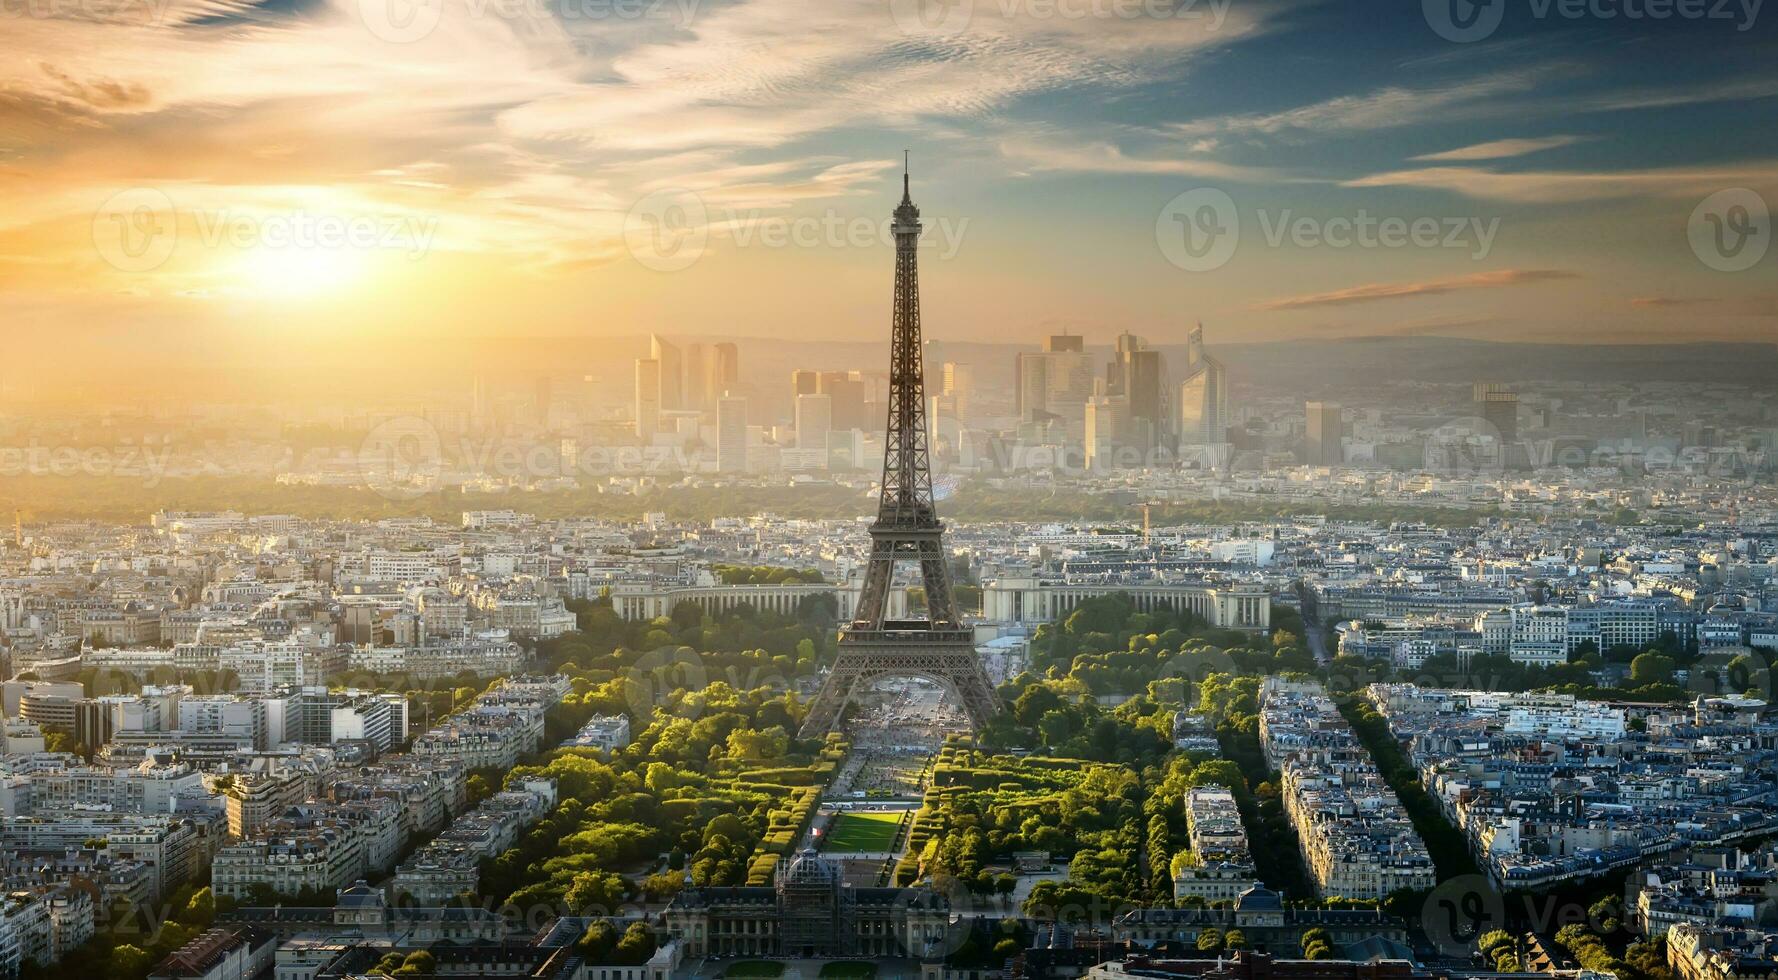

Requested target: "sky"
[{"left": 2, "top": 0, "right": 1776, "bottom": 355}]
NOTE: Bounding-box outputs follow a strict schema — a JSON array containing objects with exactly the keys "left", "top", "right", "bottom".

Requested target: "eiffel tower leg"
[{"left": 799, "top": 660, "right": 860, "bottom": 738}]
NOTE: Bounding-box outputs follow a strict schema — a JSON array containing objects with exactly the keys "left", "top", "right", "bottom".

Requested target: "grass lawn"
[
  {"left": 726, "top": 963, "right": 785, "bottom": 979},
  {"left": 820, "top": 964, "right": 877, "bottom": 980},
  {"left": 821, "top": 811, "right": 902, "bottom": 852}
]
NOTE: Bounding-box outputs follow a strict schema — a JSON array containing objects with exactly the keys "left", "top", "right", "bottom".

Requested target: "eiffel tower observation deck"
[{"left": 798, "top": 159, "right": 1000, "bottom": 737}]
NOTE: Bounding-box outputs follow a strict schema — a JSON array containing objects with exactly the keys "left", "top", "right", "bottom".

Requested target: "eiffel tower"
[{"left": 798, "top": 161, "right": 1000, "bottom": 737}]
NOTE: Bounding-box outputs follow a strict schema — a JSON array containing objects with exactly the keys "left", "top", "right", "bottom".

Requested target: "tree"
[
  {"left": 1630, "top": 652, "right": 1676, "bottom": 685},
  {"left": 1196, "top": 927, "right": 1224, "bottom": 952},
  {"left": 725, "top": 726, "right": 789, "bottom": 761},
  {"left": 563, "top": 871, "right": 627, "bottom": 915},
  {"left": 1478, "top": 930, "right": 1515, "bottom": 961},
  {"left": 614, "top": 921, "right": 657, "bottom": 965},
  {"left": 1223, "top": 929, "right": 1247, "bottom": 950},
  {"left": 111, "top": 945, "right": 154, "bottom": 980},
  {"left": 179, "top": 887, "right": 216, "bottom": 927}
]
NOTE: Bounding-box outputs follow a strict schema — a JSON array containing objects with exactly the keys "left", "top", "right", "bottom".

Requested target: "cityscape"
[{"left": 3, "top": 4, "right": 1778, "bottom": 980}]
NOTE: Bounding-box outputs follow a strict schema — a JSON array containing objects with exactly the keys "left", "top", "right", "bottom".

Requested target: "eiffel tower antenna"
[{"left": 798, "top": 162, "right": 1000, "bottom": 737}]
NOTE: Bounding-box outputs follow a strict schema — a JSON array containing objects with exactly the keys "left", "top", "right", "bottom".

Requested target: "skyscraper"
[
  {"left": 941, "top": 362, "right": 973, "bottom": 422},
  {"left": 819, "top": 371, "right": 866, "bottom": 431},
  {"left": 1108, "top": 333, "right": 1165, "bottom": 450},
  {"left": 791, "top": 369, "right": 819, "bottom": 397},
  {"left": 709, "top": 342, "right": 739, "bottom": 397},
  {"left": 634, "top": 358, "right": 661, "bottom": 440},
  {"left": 1086, "top": 394, "right": 1128, "bottom": 470},
  {"left": 1015, "top": 338, "right": 1092, "bottom": 423},
  {"left": 795, "top": 393, "right": 832, "bottom": 451},
  {"left": 717, "top": 395, "right": 747, "bottom": 473},
  {"left": 1178, "top": 322, "right": 1229, "bottom": 447},
  {"left": 1474, "top": 382, "right": 1519, "bottom": 443},
  {"left": 650, "top": 335, "right": 682, "bottom": 411},
  {"left": 684, "top": 343, "right": 708, "bottom": 412},
  {"left": 1305, "top": 401, "right": 1343, "bottom": 465}
]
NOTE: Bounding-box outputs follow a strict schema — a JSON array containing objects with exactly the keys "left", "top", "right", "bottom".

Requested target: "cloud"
[
  {"left": 996, "top": 139, "right": 1287, "bottom": 182},
  {"left": 1630, "top": 296, "right": 1715, "bottom": 308},
  {"left": 0, "top": 0, "right": 1280, "bottom": 289},
  {"left": 1254, "top": 269, "right": 1579, "bottom": 311},
  {"left": 1410, "top": 135, "right": 1584, "bottom": 162},
  {"left": 1342, "top": 162, "right": 1778, "bottom": 203},
  {"left": 1167, "top": 69, "right": 1775, "bottom": 146},
  {"left": 1631, "top": 295, "right": 1777, "bottom": 317},
  {"left": 1168, "top": 70, "right": 1553, "bottom": 140}
]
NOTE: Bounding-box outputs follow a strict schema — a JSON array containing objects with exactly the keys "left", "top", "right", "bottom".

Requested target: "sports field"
[{"left": 821, "top": 810, "right": 902, "bottom": 852}]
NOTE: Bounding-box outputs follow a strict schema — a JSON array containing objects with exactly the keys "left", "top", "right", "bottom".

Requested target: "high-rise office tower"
[
  {"left": 941, "top": 362, "right": 973, "bottom": 422},
  {"left": 1473, "top": 382, "right": 1519, "bottom": 443},
  {"left": 1305, "top": 401, "right": 1343, "bottom": 465},
  {"left": 1015, "top": 339, "right": 1092, "bottom": 422},
  {"left": 795, "top": 393, "right": 832, "bottom": 451},
  {"left": 791, "top": 369, "right": 819, "bottom": 398},
  {"left": 684, "top": 343, "right": 708, "bottom": 412},
  {"left": 649, "top": 335, "right": 682, "bottom": 411},
  {"left": 634, "top": 358, "right": 661, "bottom": 440},
  {"left": 1107, "top": 333, "right": 1164, "bottom": 449},
  {"left": 819, "top": 371, "right": 866, "bottom": 431},
  {"left": 1178, "top": 322, "right": 1229, "bottom": 446},
  {"left": 717, "top": 395, "right": 747, "bottom": 473},
  {"left": 1085, "top": 394, "right": 1128, "bottom": 469},
  {"left": 709, "top": 342, "right": 739, "bottom": 397},
  {"left": 1014, "top": 352, "right": 1048, "bottom": 422}
]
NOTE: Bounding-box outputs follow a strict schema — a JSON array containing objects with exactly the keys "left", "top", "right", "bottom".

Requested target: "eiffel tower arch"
[{"left": 799, "top": 162, "right": 1000, "bottom": 738}]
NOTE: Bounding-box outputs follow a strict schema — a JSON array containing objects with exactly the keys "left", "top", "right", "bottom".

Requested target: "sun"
[{"left": 233, "top": 244, "right": 369, "bottom": 299}]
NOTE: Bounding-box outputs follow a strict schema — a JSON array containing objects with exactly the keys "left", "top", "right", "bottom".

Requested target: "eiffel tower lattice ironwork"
[{"left": 798, "top": 162, "right": 999, "bottom": 737}]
